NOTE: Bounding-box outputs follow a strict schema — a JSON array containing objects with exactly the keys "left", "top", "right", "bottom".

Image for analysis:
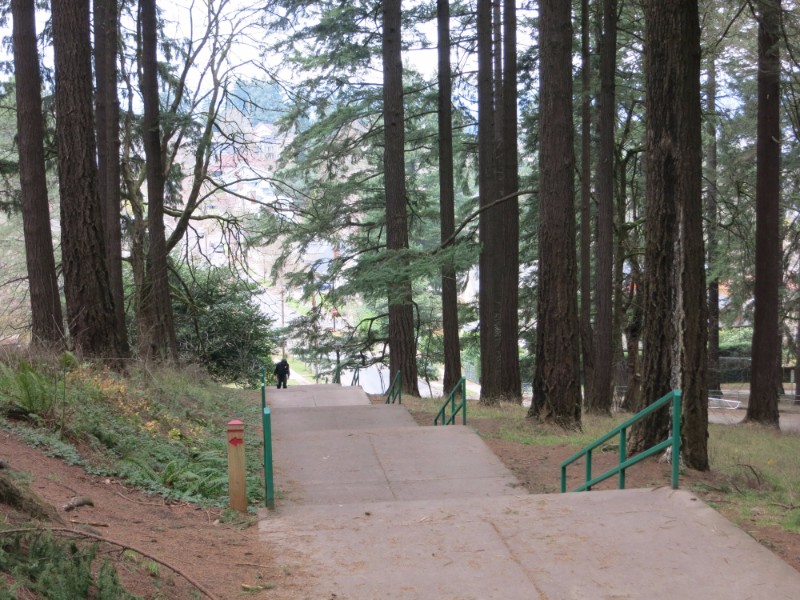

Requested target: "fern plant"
[{"left": 0, "top": 362, "right": 56, "bottom": 423}]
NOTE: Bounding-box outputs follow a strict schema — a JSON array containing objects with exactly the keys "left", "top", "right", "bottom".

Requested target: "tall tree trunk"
[
  {"left": 140, "top": 0, "right": 178, "bottom": 361},
  {"left": 95, "top": 0, "right": 129, "bottom": 355},
  {"left": 630, "top": 0, "right": 681, "bottom": 451},
  {"left": 477, "top": 0, "right": 501, "bottom": 402},
  {"left": 676, "top": 0, "right": 708, "bottom": 471},
  {"left": 498, "top": 0, "right": 521, "bottom": 401},
  {"left": 52, "top": 0, "right": 124, "bottom": 358},
  {"left": 747, "top": 0, "right": 782, "bottom": 427},
  {"left": 11, "top": 0, "right": 65, "bottom": 347},
  {"left": 383, "top": 0, "right": 419, "bottom": 396},
  {"left": 634, "top": 0, "right": 707, "bottom": 468},
  {"left": 588, "top": 0, "right": 617, "bottom": 415},
  {"left": 706, "top": 57, "right": 721, "bottom": 395},
  {"left": 529, "top": 0, "right": 582, "bottom": 428},
  {"left": 437, "top": 0, "right": 462, "bottom": 394},
  {"left": 579, "top": 0, "right": 595, "bottom": 410}
]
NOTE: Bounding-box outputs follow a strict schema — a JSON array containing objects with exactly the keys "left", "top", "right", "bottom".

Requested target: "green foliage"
[
  {"left": 0, "top": 361, "right": 56, "bottom": 423},
  {"left": 171, "top": 264, "right": 276, "bottom": 387},
  {"left": 0, "top": 531, "right": 139, "bottom": 599},
  {"left": 719, "top": 327, "right": 752, "bottom": 357},
  {"left": 0, "top": 358, "right": 267, "bottom": 507},
  {"left": 120, "top": 447, "right": 230, "bottom": 501},
  {"left": 8, "top": 425, "right": 85, "bottom": 465}
]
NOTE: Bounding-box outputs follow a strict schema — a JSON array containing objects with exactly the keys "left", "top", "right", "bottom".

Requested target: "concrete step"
[
  {"left": 273, "top": 425, "right": 522, "bottom": 506},
  {"left": 271, "top": 404, "right": 417, "bottom": 433},
  {"left": 260, "top": 487, "right": 800, "bottom": 599},
  {"left": 262, "top": 384, "right": 800, "bottom": 598},
  {"left": 266, "top": 383, "right": 371, "bottom": 408}
]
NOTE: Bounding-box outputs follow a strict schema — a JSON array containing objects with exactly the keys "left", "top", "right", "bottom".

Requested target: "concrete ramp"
[
  {"left": 262, "top": 488, "right": 800, "bottom": 599},
  {"left": 267, "top": 383, "right": 370, "bottom": 408},
  {"left": 273, "top": 426, "right": 521, "bottom": 505},
  {"left": 260, "top": 384, "right": 800, "bottom": 598}
]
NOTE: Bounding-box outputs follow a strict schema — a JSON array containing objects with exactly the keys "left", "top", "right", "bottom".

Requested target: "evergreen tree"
[
  {"left": 498, "top": 0, "right": 521, "bottom": 402},
  {"left": 588, "top": 0, "right": 617, "bottom": 415},
  {"left": 747, "top": 0, "right": 782, "bottom": 427},
  {"left": 383, "top": 0, "right": 419, "bottom": 396},
  {"left": 94, "top": 0, "right": 129, "bottom": 355},
  {"left": 579, "top": 0, "right": 595, "bottom": 410},
  {"left": 139, "top": 0, "right": 178, "bottom": 361},
  {"left": 529, "top": 0, "right": 582, "bottom": 428},
  {"left": 477, "top": 0, "right": 501, "bottom": 402},
  {"left": 630, "top": 0, "right": 708, "bottom": 470},
  {"left": 11, "top": 0, "right": 65, "bottom": 347},
  {"left": 437, "top": 0, "right": 462, "bottom": 394},
  {"left": 52, "top": 0, "right": 125, "bottom": 358}
]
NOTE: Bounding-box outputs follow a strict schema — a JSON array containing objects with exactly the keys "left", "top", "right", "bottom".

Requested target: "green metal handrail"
[
  {"left": 435, "top": 377, "right": 467, "bottom": 425},
  {"left": 351, "top": 367, "right": 360, "bottom": 386},
  {"left": 561, "top": 389, "right": 681, "bottom": 493},
  {"left": 385, "top": 370, "right": 402, "bottom": 404}
]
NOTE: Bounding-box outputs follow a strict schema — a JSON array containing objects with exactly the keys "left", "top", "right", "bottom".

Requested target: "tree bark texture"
[
  {"left": 529, "top": 0, "right": 582, "bottom": 428},
  {"left": 12, "top": 0, "right": 65, "bottom": 346},
  {"left": 383, "top": 0, "right": 420, "bottom": 396},
  {"left": 579, "top": 0, "right": 595, "bottom": 410},
  {"left": 630, "top": 0, "right": 681, "bottom": 451},
  {"left": 589, "top": 0, "right": 617, "bottom": 415},
  {"left": 633, "top": 0, "right": 707, "bottom": 468},
  {"left": 477, "top": 0, "right": 501, "bottom": 402},
  {"left": 94, "top": 0, "right": 129, "bottom": 354},
  {"left": 437, "top": 0, "right": 462, "bottom": 394},
  {"left": 674, "top": 1, "right": 709, "bottom": 471},
  {"left": 747, "top": 0, "right": 782, "bottom": 427},
  {"left": 140, "top": 0, "right": 178, "bottom": 361},
  {"left": 52, "top": 0, "right": 123, "bottom": 358},
  {"left": 498, "top": 0, "right": 521, "bottom": 401}
]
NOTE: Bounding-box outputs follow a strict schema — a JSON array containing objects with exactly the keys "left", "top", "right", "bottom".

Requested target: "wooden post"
[{"left": 226, "top": 420, "right": 247, "bottom": 512}]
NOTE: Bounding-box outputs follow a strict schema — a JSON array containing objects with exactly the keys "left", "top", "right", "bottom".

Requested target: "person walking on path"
[{"left": 274, "top": 358, "right": 290, "bottom": 389}]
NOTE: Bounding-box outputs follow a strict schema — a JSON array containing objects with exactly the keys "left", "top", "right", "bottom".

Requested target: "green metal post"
[
  {"left": 585, "top": 450, "right": 593, "bottom": 491},
  {"left": 397, "top": 370, "right": 402, "bottom": 404},
  {"left": 619, "top": 428, "right": 627, "bottom": 489},
  {"left": 671, "top": 390, "right": 681, "bottom": 489},
  {"left": 461, "top": 379, "right": 467, "bottom": 425},
  {"left": 261, "top": 367, "right": 266, "bottom": 411},
  {"left": 560, "top": 465, "right": 567, "bottom": 493},
  {"left": 262, "top": 407, "right": 275, "bottom": 509}
]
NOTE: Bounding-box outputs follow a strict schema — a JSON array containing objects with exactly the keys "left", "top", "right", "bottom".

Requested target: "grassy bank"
[{"left": 0, "top": 353, "right": 265, "bottom": 507}]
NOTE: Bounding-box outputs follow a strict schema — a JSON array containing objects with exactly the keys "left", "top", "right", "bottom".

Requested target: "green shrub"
[
  {"left": 0, "top": 531, "right": 139, "bottom": 599},
  {"left": 170, "top": 264, "right": 277, "bottom": 387}
]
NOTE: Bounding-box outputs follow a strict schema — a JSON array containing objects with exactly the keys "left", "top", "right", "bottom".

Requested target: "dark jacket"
[{"left": 274, "top": 360, "right": 290, "bottom": 377}]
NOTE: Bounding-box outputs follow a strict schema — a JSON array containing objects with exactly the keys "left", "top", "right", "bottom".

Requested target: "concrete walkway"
[{"left": 259, "top": 384, "right": 800, "bottom": 599}]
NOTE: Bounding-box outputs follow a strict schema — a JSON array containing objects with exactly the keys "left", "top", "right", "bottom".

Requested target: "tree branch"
[{"left": 440, "top": 188, "right": 536, "bottom": 249}]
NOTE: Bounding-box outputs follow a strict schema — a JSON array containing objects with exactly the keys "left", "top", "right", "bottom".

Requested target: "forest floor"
[{"left": 2, "top": 394, "right": 798, "bottom": 599}]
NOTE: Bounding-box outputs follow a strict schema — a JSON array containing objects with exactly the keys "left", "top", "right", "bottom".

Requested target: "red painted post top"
[{"left": 227, "top": 420, "right": 244, "bottom": 430}]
